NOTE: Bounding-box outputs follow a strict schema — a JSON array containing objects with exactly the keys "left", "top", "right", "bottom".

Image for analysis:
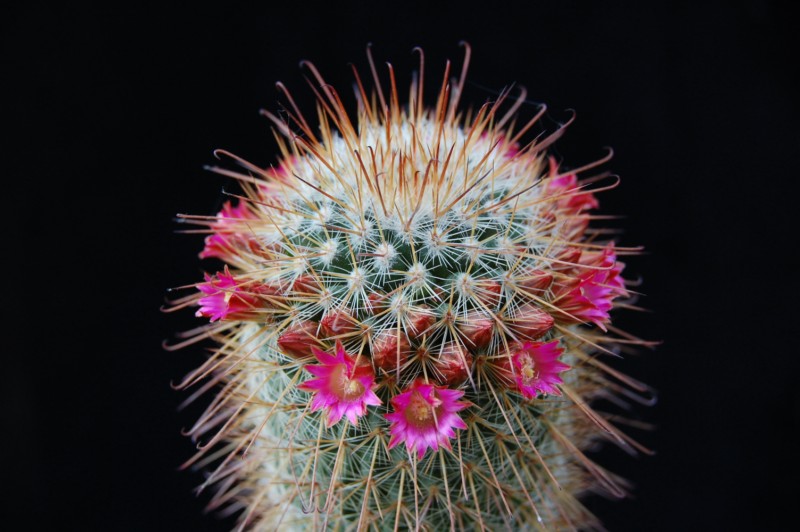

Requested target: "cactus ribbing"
[{"left": 170, "top": 45, "right": 652, "bottom": 531}]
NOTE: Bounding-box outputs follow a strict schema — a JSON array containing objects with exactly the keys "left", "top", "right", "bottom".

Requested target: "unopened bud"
[
  {"left": 516, "top": 270, "right": 553, "bottom": 293},
  {"left": 458, "top": 311, "right": 495, "bottom": 350},
  {"left": 250, "top": 281, "right": 285, "bottom": 308},
  {"left": 434, "top": 342, "right": 473, "bottom": 385},
  {"left": 555, "top": 247, "right": 582, "bottom": 268},
  {"left": 561, "top": 215, "right": 590, "bottom": 239},
  {"left": 277, "top": 321, "right": 320, "bottom": 358},
  {"left": 508, "top": 303, "right": 554, "bottom": 340},
  {"left": 406, "top": 305, "right": 436, "bottom": 340},
  {"left": 292, "top": 274, "right": 320, "bottom": 295},
  {"left": 260, "top": 239, "right": 283, "bottom": 253},
  {"left": 321, "top": 309, "right": 359, "bottom": 338},
  {"left": 430, "top": 286, "right": 446, "bottom": 303},
  {"left": 491, "top": 348, "right": 517, "bottom": 386},
  {"left": 366, "top": 292, "right": 388, "bottom": 314},
  {"left": 476, "top": 280, "right": 502, "bottom": 308},
  {"left": 371, "top": 330, "right": 412, "bottom": 372},
  {"left": 246, "top": 236, "right": 279, "bottom": 258}
]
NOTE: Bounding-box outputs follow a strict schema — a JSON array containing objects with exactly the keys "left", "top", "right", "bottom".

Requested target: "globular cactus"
[{"left": 169, "top": 44, "right": 653, "bottom": 531}]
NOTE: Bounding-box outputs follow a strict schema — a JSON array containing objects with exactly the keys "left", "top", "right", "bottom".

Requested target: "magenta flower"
[
  {"left": 581, "top": 246, "right": 626, "bottom": 289},
  {"left": 199, "top": 201, "right": 258, "bottom": 261},
  {"left": 386, "top": 380, "right": 469, "bottom": 459},
  {"left": 509, "top": 341, "right": 570, "bottom": 398},
  {"left": 542, "top": 173, "right": 599, "bottom": 238},
  {"left": 195, "top": 267, "right": 276, "bottom": 322},
  {"left": 546, "top": 173, "right": 599, "bottom": 213},
  {"left": 556, "top": 245, "right": 627, "bottom": 330},
  {"left": 298, "top": 341, "right": 381, "bottom": 427}
]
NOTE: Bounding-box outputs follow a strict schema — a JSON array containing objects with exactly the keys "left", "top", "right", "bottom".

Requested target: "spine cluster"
[{"left": 170, "top": 45, "right": 652, "bottom": 531}]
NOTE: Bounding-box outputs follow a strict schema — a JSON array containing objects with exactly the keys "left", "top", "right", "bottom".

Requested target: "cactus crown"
[{"left": 170, "top": 44, "right": 652, "bottom": 531}]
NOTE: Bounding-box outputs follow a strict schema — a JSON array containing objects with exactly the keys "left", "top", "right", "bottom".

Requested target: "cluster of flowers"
[{"left": 192, "top": 172, "right": 627, "bottom": 460}]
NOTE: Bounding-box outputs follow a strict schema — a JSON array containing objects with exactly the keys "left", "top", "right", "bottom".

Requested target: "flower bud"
[
  {"left": 476, "top": 280, "right": 502, "bottom": 308},
  {"left": 371, "top": 330, "right": 412, "bottom": 372},
  {"left": 292, "top": 274, "right": 320, "bottom": 295},
  {"left": 555, "top": 247, "right": 582, "bottom": 268},
  {"left": 430, "top": 286, "right": 446, "bottom": 303},
  {"left": 321, "top": 309, "right": 359, "bottom": 338},
  {"left": 458, "top": 311, "right": 495, "bottom": 350},
  {"left": 277, "top": 321, "right": 320, "bottom": 358},
  {"left": 560, "top": 215, "right": 590, "bottom": 239},
  {"left": 508, "top": 303, "right": 554, "bottom": 340},
  {"left": 434, "top": 342, "right": 473, "bottom": 385},
  {"left": 406, "top": 305, "right": 436, "bottom": 340},
  {"left": 490, "top": 350, "right": 516, "bottom": 386},
  {"left": 250, "top": 281, "right": 285, "bottom": 307},
  {"left": 516, "top": 270, "right": 553, "bottom": 293},
  {"left": 366, "top": 292, "right": 388, "bottom": 314}
]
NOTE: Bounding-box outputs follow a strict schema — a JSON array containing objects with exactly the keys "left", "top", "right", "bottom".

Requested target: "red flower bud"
[
  {"left": 476, "top": 280, "right": 502, "bottom": 308},
  {"left": 321, "top": 309, "right": 359, "bottom": 338},
  {"left": 366, "top": 292, "right": 388, "bottom": 314},
  {"left": 430, "top": 286, "right": 446, "bottom": 303},
  {"left": 507, "top": 303, "right": 554, "bottom": 340},
  {"left": 434, "top": 342, "right": 473, "bottom": 385},
  {"left": 516, "top": 270, "right": 553, "bottom": 293},
  {"left": 406, "top": 305, "right": 436, "bottom": 340},
  {"left": 277, "top": 321, "right": 321, "bottom": 358},
  {"left": 561, "top": 216, "right": 590, "bottom": 239},
  {"left": 490, "top": 348, "right": 516, "bottom": 386},
  {"left": 458, "top": 311, "right": 495, "bottom": 350},
  {"left": 371, "top": 330, "right": 412, "bottom": 372},
  {"left": 555, "top": 247, "right": 582, "bottom": 268},
  {"left": 250, "top": 281, "right": 285, "bottom": 306},
  {"left": 292, "top": 274, "right": 320, "bottom": 295}
]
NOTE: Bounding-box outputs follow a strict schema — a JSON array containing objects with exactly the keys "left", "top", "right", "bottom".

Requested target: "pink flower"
[
  {"left": 199, "top": 201, "right": 258, "bottom": 261},
  {"left": 257, "top": 157, "right": 296, "bottom": 197},
  {"left": 546, "top": 173, "right": 599, "bottom": 213},
  {"left": 580, "top": 246, "right": 627, "bottom": 294},
  {"left": 298, "top": 341, "right": 381, "bottom": 427},
  {"left": 195, "top": 267, "right": 276, "bottom": 322},
  {"left": 386, "top": 380, "right": 469, "bottom": 459},
  {"left": 481, "top": 131, "right": 520, "bottom": 158},
  {"left": 505, "top": 341, "right": 570, "bottom": 398},
  {"left": 555, "top": 245, "right": 627, "bottom": 330},
  {"left": 541, "top": 173, "right": 598, "bottom": 238}
]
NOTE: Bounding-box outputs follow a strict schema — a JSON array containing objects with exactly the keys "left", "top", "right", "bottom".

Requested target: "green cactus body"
[{"left": 173, "top": 46, "right": 651, "bottom": 531}]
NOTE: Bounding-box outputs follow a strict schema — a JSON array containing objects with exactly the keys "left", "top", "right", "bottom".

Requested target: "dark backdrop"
[{"left": 5, "top": 1, "right": 797, "bottom": 530}]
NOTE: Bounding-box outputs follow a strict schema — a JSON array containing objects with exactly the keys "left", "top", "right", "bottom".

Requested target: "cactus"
[{"left": 169, "top": 44, "right": 653, "bottom": 531}]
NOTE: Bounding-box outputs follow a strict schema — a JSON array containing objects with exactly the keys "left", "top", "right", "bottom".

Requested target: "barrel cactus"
[{"left": 170, "top": 44, "right": 652, "bottom": 531}]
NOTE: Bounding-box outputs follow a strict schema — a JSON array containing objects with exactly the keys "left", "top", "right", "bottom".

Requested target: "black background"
[{"left": 5, "top": 1, "right": 798, "bottom": 530}]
